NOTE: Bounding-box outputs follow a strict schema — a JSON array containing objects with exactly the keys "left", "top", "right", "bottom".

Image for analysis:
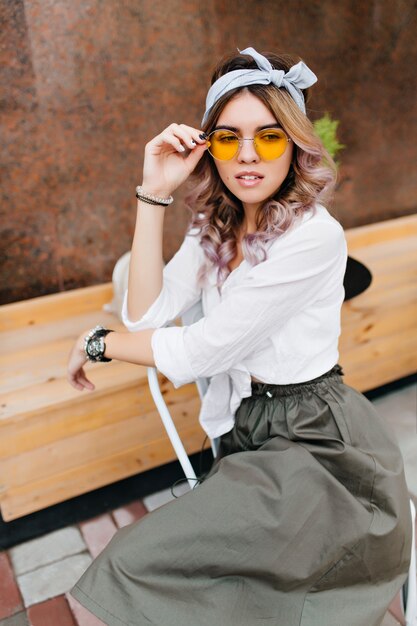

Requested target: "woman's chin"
[{"left": 232, "top": 189, "right": 273, "bottom": 207}]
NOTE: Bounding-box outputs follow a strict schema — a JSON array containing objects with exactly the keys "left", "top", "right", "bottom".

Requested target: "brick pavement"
[{"left": 0, "top": 487, "right": 186, "bottom": 625}]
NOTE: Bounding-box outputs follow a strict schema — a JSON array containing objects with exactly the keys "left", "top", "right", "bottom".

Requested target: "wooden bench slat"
[
  {"left": 341, "top": 300, "right": 417, "bottom": 339},
  {"left": 340, "top": 324, "right": 417, "bottom": 368},
  {"left": 343, "top": 351, "right": 417, "bottom": 392},
  {"left": 344, "top": 213, "right": 417, "bottom": 249},
  {"left": 1, "top": 310, "right": 124, "bottom": 354},
  {"left": 0, "top": 338, "right": 141, "bottom": 396},
  {"left": 0, "top": 379, "right": 199, "bottom": 459},
  {"left": 0, "top": 429, "right": 211, "bottom": 521},
  {"left": 343, "top": 280, "right": 417, "bottom": 308},
  {"left": 0, "top": 361, "right": 146, "bottom": 421},
  {"left": 1, "top": 397, "right": 204, "bottom": 488},
  {"left": 0, "top": 283, "right": 114, "bottom": 332}
]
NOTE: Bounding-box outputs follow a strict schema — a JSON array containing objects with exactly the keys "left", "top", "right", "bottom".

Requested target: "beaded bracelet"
[{"left": 135, "top": 186, "right": 174, "bottom": 206}]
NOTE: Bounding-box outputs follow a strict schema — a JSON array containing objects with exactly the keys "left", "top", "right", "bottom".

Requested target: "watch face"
[{"left": 88, "top": 338, "right": 103, "bottom": 357}]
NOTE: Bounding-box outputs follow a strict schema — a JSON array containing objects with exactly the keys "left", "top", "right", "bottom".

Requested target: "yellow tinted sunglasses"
[{"left": 206, "top": 128, "right": 291, "bottom": 161}]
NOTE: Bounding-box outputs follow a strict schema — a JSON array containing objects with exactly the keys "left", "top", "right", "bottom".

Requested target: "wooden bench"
[
  {"left": 0, "top": 214, "right": 416, "bottom": 521},
  {"left": 340, "top": 213, "right": 417, "bottom": 390},
  {"left": 0, "top": 286, "right": 205, "bottom": 521}
]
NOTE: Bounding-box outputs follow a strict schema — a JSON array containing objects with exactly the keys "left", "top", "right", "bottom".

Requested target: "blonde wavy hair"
[{"left": 185, "top": 51, "right": 337, "bottom": 289}]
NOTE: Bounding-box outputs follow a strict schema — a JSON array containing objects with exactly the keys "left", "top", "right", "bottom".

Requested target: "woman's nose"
[{"left": 237, "top": 139, "right": 260, "bottom": 163}]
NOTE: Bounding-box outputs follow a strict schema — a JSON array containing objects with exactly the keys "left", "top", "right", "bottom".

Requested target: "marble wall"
[{"left": 1, "top": 0, "right": 416, "bottom": 303}]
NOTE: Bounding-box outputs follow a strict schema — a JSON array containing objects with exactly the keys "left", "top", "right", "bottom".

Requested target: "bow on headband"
[{"left": 202, "top": 47, "right": 317, "bottom": 125}]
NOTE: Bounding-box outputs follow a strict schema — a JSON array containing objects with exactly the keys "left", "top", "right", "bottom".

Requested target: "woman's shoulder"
[
  {"left": 303, "top": 205, "right": 346, "bottom": 253},
  {"left": 265, "top": 204, "right": 346, "bottom": 263},
  {"left": 298, "top": 203, "right": 344, "bottom": 232},
  {"left": 276, "top": 204, "right": 344, "bottom": 245}
]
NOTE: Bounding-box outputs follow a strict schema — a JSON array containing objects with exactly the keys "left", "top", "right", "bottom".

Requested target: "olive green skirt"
[{"left": 71, "top": 364, "right": 412, "bottom": 626}]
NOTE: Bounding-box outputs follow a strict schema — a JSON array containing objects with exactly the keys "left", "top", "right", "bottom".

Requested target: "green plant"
[{"left": 313, "top": 112, "right": 345, "bottom": 167}]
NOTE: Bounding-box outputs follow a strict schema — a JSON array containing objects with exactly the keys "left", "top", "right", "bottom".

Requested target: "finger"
[
  {"left": 166, "top": 124, "right": 199, "bottom": 151},
  {"left": 67, "top": 373, "right": 85, "bottom": 391},
  {"left": 72, "top": 367, "right": 94, "bottom": 390},
  {"left": 177, "top": 124, "right": 208, "bottom": 145},
  {"left": 182, "top": 142, "right": 207, "bottom": 170},
  {"left": 67, "top": 368, "right": 95, "bottom": 391},
  {"left": 149, "top": 124, "right": 205, "bottom": 154},
  {"left": 78, "top": 371, "right": 95, "bottom": 390},
  {"left": 177, "top": 124, "right": 207, "bottom": 147},
  {"left": 149, "top": 130, "right": 187, "bottom": 154}
]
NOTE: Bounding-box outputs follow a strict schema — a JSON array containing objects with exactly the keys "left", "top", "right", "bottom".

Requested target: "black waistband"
[{"left": 250, "top": 364, "right": 344, "bottom": 397}]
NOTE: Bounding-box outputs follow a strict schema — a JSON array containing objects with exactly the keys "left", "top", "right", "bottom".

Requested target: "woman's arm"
[
  {"left": 67, "top": 125, "right": 208, "bottom": 392},
  {"left": 127, "top": 201, "right": 166, "bottom": 323},
  {"left": 122, "top": 230, "right": 204, "bottom": 332},
  {"left": 67, "top": 328, "right": 156, "bottom": 391},
  {"left": 127, "top": 124, "right": 207, "bottom": 322}
]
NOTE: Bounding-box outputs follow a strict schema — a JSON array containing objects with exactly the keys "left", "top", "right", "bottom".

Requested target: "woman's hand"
[
  {"left": 141, "top": 123, "right": 207, "bottom": 196},
  {"left": 67, "top": 333, "right": 95, "bottom": 392}
]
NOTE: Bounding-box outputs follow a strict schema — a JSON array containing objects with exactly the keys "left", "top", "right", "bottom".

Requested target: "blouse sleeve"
[
  {"left": 121, "top": 231, "right": 203, "bottom": 332},
  {"left": 151, "top": 219, "right": 347, "bottom": 387}
]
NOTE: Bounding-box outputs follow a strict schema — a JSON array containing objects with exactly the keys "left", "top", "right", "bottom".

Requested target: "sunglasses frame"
[{"left": 206, "top": 127, "right": 292, "bottom": 161}]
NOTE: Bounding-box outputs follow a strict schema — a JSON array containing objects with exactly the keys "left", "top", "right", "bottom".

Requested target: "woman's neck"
[{"left": 242, "top": 202, "right": 259, "bottom": 235}]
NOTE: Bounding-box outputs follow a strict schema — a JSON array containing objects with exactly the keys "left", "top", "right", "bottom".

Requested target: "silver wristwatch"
[{"left": 84, "top": 325, "right": 113, "bottom": 362}]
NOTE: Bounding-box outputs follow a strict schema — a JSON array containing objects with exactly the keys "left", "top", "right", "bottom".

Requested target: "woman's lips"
[{"left": 235, "top": 172, "right": 264, "bottom": 188}]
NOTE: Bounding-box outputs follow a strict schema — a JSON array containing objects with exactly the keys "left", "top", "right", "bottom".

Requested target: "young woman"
[{"left": 67, "top": 48, "right": 412, "bottom": 626}]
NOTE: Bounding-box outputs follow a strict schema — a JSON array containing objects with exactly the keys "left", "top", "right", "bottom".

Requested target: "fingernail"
[
  {"left": 178, "top": 145, "right": 185, "bottom": 152},
  {"left": 199, "top": 133, "right": 208, "bottom": 140},
  {"left": 191, "top": 140, "right": 196, "bottom": 146}
]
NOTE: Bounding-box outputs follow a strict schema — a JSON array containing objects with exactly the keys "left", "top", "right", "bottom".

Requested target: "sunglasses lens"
[
  {"left": 207, "top": 131, "right": 239, "bottom": 160},
  {"left": 255, "top": 129, "right": 288, "bottom": 160}
]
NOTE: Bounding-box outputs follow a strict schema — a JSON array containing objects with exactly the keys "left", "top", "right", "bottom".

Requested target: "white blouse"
[{"left": 122, "top": 204, "right": 348, "bottom": 440}]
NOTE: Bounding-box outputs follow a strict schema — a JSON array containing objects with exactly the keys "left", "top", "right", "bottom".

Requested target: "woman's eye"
[
  {"left": 262, "top": 133, "right": 281, "bottom": 142},
  {"left": 218, "top": 134, "right": 237, "bottom": 143}
]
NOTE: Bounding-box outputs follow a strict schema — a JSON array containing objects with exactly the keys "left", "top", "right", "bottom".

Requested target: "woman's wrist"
[
  {"left": 77, "top": 333, "right": 86, "bottom": 354},
  {"left": 139, "top": 182, "right": 174, "bottom": 198}
]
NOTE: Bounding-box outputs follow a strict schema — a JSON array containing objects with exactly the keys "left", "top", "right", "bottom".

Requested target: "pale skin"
[{"left": 67, "top": 92, "right": 293, "bottom": 391}]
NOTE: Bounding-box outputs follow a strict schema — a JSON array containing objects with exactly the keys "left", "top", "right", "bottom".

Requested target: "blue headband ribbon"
[{"left": 202, "top": 47, "right": 317, "bottom": 125}]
